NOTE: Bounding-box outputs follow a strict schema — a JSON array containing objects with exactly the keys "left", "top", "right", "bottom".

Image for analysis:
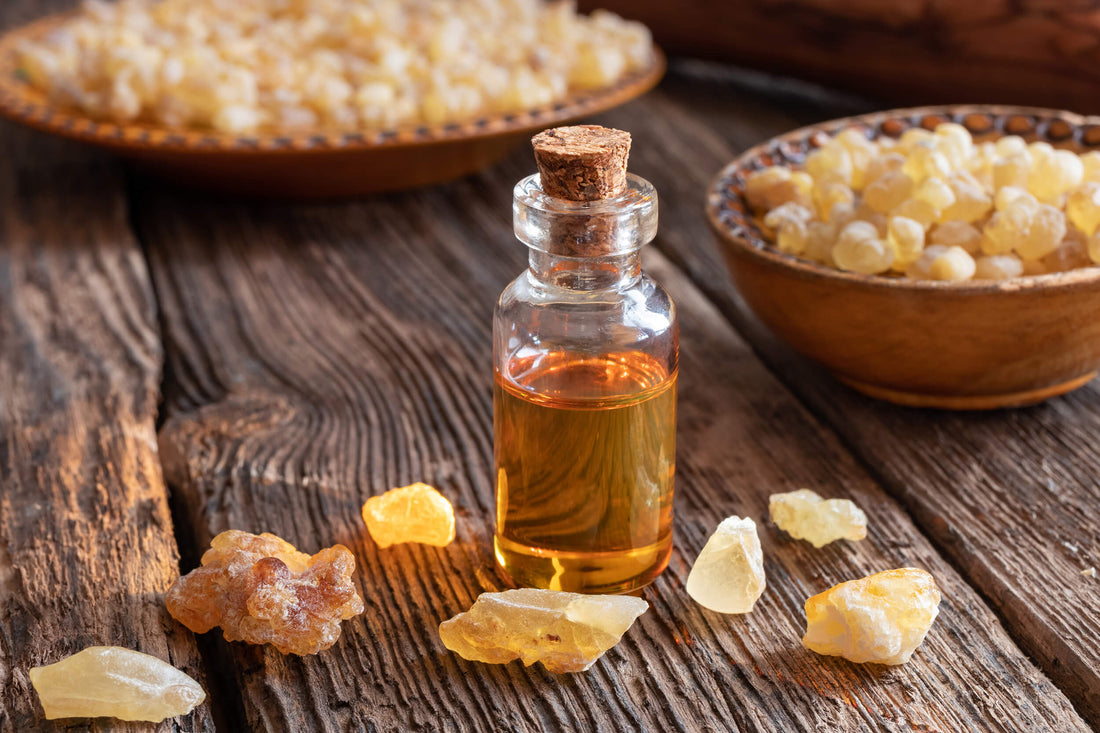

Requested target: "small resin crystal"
[
  {"left": 166, "top": 530, "right": 364, "bottom": 655},
  {"left": 769, "top": 489, "right": 867, "bottom": 548},
  {"left": 803, "top": 568, "right": 941, "bottom": 665},
  {"left": 438, "top": 589, "right": 648, "bottom": 673},
  {"left": 362, "top": 482, "right": 456, "bottom": 548},
  {"left": 30, "top": 646, "right": 205, "bottom": 722},
  {"left": 686, "top": 516, "right": 766, "bottom": 614}
]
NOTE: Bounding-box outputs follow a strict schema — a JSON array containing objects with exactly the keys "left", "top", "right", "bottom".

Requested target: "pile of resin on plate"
[
  {"left": 769, "top": 489, "right": 867, "bottom": 548},
  {"left": 803, "top": 568, "right": 941, "bottom": 665},
  {"left": 15, "top": 0, "right": 653, "bottom": 133},
  {"left": 362, "top": 482, "right": 456, "bottom": 548},
  {"left": 30, "top": 646, "right": 205, "bottom": 722},
  {"left": 686, "top": 516, "right": 766, "bottom": 614},
  {"left": 439, "top": 589, "right": 648, "bottom": 673},
  {"left": 166, "top": 530, "right": 364, "bottom": 655}
]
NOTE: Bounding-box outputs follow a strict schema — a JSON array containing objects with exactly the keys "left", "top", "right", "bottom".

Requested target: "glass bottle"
[{"left": 493, "top": 150, "right": 677, "bottom": 595}]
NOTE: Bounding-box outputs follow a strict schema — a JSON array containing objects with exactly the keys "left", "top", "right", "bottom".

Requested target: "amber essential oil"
[{"left": 493, "top": 349, "right": 676, "bottom": 594}]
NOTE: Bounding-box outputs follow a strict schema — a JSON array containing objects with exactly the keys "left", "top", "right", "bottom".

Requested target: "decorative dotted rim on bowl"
[
  {"left": 707, "top": 104, "right": 1100, "bottom": 293},
  {"left": 0, "top": 12, "right": 665, "bottom": 154}
]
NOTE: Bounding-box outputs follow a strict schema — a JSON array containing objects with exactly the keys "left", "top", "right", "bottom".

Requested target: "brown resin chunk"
[
  {"left": 532, "top": 125, "right": 631, "bottom": 201},
  {"left": 165, "top": 530, "right": 364, "bottom": 655}
]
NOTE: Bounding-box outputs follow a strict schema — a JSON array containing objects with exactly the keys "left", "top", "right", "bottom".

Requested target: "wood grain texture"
[
  {"left": 0, "top": 0, "right": 212, "bottom": 730},
  {"left": 610, "top": 67, "right": 1100, "bottom": 725},
  {"left": 581, "top": 0, "right": 1100, "bottom": 114},
  {"left": 0, "top": 131, "right": 212, "bottom": 732},
  {"left": 138, "top": 122, "right": 1086, "bottom": 730}
]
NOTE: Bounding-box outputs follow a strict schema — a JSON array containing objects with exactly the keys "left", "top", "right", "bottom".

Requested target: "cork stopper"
[{"left": 532, "top": 125, "right": 631, "bottom": 201}]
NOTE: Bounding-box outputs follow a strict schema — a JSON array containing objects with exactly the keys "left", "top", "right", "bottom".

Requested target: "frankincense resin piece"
[
  {"left": 30, "top": 646, "right": 204, "bottom": 722},
  {"left": 769, "top": 489, "right": 867, "bottom": 548},
  {"left": 438, "top": 589, "right": 648, "bottom": 673},
  {"left": 362, "top": 482, "right": 456, "bottom": 548},
  {"left": 803, "top": 568, "right": 941, "bottom": 665},
  {"left": 165, "top": 530, "right": 364, "bottom": 655},
  {"left": 686, "top": 516, "right": 766, "bottom": 614}
]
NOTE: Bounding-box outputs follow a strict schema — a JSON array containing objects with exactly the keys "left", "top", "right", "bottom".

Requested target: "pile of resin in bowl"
[{"left": 744, "top": 123, "right": 1100, "bottom": 281}]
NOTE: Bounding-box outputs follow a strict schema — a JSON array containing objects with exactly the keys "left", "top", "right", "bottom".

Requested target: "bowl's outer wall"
[{"left": 719, "top": 236, "right": 1100, "bottom": 397}]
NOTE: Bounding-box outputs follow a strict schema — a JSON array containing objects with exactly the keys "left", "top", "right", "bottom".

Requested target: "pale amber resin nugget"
[
  {"left": 165, "top": 530, "right": 364, "bottom": 655},
  {"left": 30, "top": 646, "right": 204, "bottom": 722},
  {"left": 685, "top": 516, "right": 766, "bottom": 614},
  {"left": 803, "top": 568, "right": 941, "bottom": 665},
  {"left": 439, "top": 589, "right": 648, "bottom": 673},
  {"left": 769, "top": 489, "right": 867, "bottom": 548},
  {"left": 362, "top": 482, "right": 456, "bottom": 548}
]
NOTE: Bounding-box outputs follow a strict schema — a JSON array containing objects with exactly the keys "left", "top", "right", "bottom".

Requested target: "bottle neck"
[
  {"left": 528, "top": 249, "right": 642, "bottom": 291},
  {"left": 512, "top": 172, "right": 658, "bottom": 292}
]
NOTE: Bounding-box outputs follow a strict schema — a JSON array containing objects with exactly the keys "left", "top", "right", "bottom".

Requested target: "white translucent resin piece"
[
  {"left": 686, "top": 516, "right": 766, "bottom": 614},
  {"left": 30, "top": 646, "right": 205, "bottom": 722},
  {"left": 439, "top": 589, "right": 648, "bottom": 673},
  {"left": 803, "top": 568, "right": 941, "bottom": 665},
  {"left": 769, "top": 489, "right": 867, "bottom": 548}
]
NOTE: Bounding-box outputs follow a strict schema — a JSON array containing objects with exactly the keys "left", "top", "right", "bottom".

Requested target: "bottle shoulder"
[
  {"left": 494, "top": 270, "right": 677, "bottom": 344},
  {"left": 498, "top": 271, "right": 673, "bottom": 310}
]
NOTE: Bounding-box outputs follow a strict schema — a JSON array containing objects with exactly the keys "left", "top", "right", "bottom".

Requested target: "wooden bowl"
[
  {"left": 0, "top": 13, "right": 664, "bottom": 199},
  {"left": 706, "top": 105, "right": 1100, "bottom": 410}
]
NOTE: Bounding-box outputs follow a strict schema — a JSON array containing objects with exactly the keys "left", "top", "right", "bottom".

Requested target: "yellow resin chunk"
[
  {"left": 439, "top": 589, "right": 648, "bottom": 673},
  {"left": 362, "top": 482, "right": 456, "bottom": 548},
  {"left": 928, "top": 246, "right": 977, "bottom": 281},
  {"left": 975, "top": 254, "right": 1024, "bottom": 280},
  {"left": 886, "top": 216, "right": 925, "bottom": 270},
  {"left": 30, "top": 646, "right": 205, "bottom": 722},
  {"left": 769, "top": 489, "right": 867, "bottom": 548},
  {"left": 832, "top": 221, "right": 894, "bottom": 274},
  {"left": 686, "top": 516, "right": 766, "bottom": 614},
  {"left": 803, "top": 568, "right": 941, "bottom": 665},
  {"left": 1067, "top": 181, "right": 1100, "bottom": 236},
  {"left": 745, "top": 167, "right": 812, "bottom": 211}
]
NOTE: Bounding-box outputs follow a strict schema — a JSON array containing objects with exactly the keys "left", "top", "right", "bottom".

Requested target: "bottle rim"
[{"left": 512, "top": 172, "right": 658, "bottom": 256}]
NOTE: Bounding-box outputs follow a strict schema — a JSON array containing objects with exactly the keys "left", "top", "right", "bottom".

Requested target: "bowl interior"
[{"left": 707, "top": 105, "right": 1100, "bottom": 293}]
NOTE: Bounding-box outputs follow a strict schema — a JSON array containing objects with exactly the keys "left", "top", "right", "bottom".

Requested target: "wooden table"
[{"left": 2, "top": 5, "right": 1099, "bottom": 733}]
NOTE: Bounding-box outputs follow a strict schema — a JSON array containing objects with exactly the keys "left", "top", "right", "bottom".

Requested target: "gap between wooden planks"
[
  {"left": 596, "top": 68, "right": 1100, "bottom": 725},
  {"left": 136, "top": 137, "right": 1086, "bottom": 731}
]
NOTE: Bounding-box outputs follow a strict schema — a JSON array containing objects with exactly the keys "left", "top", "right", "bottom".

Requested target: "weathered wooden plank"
[
  {"left": 0, "top": 2, "right": 213, "bottom": 731},
  {"left": 582, "top": 0, "right": 1100, "bottom": 115},
  {"left": 608, "top": 67, "right": 1100, "bottom": 724},
  {"left": 139, "top": 110, "right": 1086, "bottom": 730},
  {"left": 0, "top": 132, "right": 213, "bottom": 731}
]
